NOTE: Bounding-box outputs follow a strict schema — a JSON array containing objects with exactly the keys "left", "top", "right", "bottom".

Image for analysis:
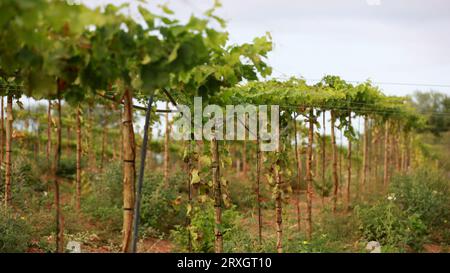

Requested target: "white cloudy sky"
[{"left": 80, "top": 0, "right": 450, "bottom": 97}]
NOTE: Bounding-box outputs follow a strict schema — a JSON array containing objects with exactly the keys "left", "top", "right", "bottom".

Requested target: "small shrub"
[
  {"left": 229, "top": 178, "right": 257, "bottom": 209},
  {"left": 0, "top": 156, "right": 47, "bottom": 210},
  {"left": 355, "top": 169, "right": 450, "bottom": 251},
  {"left": 0, "top": 209, "right": 32, "bottom": 253},
  {"left": 25, "top": 208, "right": 55, "bottom": 239},
  {"left": 56, "top": 157, "right": 78, "bottom": 179},
  {"left": 355, "top": 199, "right": 428, "bottom": 251},
  {"left": 81, "top": 162, "right": 122, "bottom": 231},
  {"left": 313, "top": 170, "right": 333, "bottom": 197},
  {"left": 170, "top": 202, "right": 242, "bottom": 253},
  {"left": 315, "top": 208, "right": 359, "bottom": 246},
  {"left": 283, "top": 233, "right": 350, "bottom": 253},
  {"left": 390, "top": 168, "right": 449, "bottom": 228},
  {"left": 140, "top": 171, "right": 188, "bottom": 233}
]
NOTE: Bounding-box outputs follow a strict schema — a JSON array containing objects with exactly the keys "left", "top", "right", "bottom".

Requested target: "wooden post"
[
  {"left": 321, "top": 112, "right": 326, "bottom": 204},
  {"left": 53, "top": 94, "right": 63, "bottom": 253},
  {"left": 306, "top": 108, "right": 314, "bottom": 240},
  {"left": 121, "top": 88, "right": 136, "bottom": 252},
  {"left": 256, "top": 125, "right": 263, "bottom": 243},
  {"left": 294, "top": 115, "right": 302, "bottom": 231},
  {"left": 47, "top": 100, "right": 51, "bottom": 166},
  {"left": 163, "top": 102, "right": 170, "bottom": 186},
  {"left": 346, "top": 110, "right": 352, "bottom": 210},
  {"left": 361, "top": 116, "right": 369, "bottom": 195},
  {"left": 211, "top": 135, "right": 223, "bottom": 253},
  {"left": 331, "top": 111, "right": 338, "bottom": 212},
  {"left": 0, "top": 96, "right": 4, "bottom": 168},
  {"left": 76, "top": 106, "right": 82, "bottom": 211},
  {"left": 383, "top": 120, "right": 390, "bottom": 190},
  {"left": 4, "top": 95, "right": 13, "bottom": 207}
]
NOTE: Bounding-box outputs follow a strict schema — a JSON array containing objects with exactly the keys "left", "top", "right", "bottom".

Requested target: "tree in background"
[{"left": 411, "top": 91, "right": 450, "bottom": 136}]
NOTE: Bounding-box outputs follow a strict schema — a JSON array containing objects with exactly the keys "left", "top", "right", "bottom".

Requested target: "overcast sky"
[{"left": 80, "top": 0, "right": 450, "bottom": 97}]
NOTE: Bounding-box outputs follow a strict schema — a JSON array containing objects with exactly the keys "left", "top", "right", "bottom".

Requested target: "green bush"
[
  {"left": 390, "top": 169, "right": 449, "bottom": 228},
  {"left": 140, "top": 171, "right": 188, "bottom": 233},
  {"left": 56, "top": 156, "right": 78, "bottom": 179},
  {"left": 13, "top": 157, "right": 44, "bottom": 191},
  {"left": 170, "top": 202, "right": 242, "bottom": 253},
  {"left": 266, "top": 207, "right": 358, "bottom": 253},
  {"left": 283, "top": 233, "right": 350, "bottom": 253},
  {"left": 25, "top": 208, "right": 55, "bottom": 239},
  {"left": 223, "top": 224, "right": 259, "bottom": 253},
  {"left": 355, "top": 169, "right": 450, "bottom": 251},
  {"left": 355, "top": 199, "right": 428, "bottom": 251},
  {"left": 81, "top": 162, "right": 122, "bottom": 231},
  {"left": 0, "top": 156, "right": 47, "bottom": 210},
  {"left": 313, "top": 169, "right": 333, "bottom": 197},
  {"left": 314, "top": 208, "right": 359, "bottom": 248},
  {"left": 0, "top": 209, "right": 32, "bottom": 253},
  {"left": 229, "top": 178, "right": 257, "bottom": 209},
  {"left": 82, "top": 164, "right": 188, "bottom": 235}
]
